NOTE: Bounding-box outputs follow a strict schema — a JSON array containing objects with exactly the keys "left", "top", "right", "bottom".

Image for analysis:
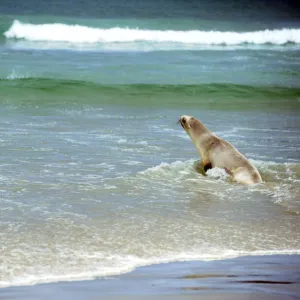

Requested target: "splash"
[{"left": 6, "top": 69, "right": 29, "bottom": 80}]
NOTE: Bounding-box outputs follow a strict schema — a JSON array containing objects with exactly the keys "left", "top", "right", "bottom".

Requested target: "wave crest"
[{"left": 4, "top": 20, "right": 300, "bottom": 46}]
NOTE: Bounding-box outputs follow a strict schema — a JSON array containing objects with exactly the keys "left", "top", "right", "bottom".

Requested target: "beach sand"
[{"left": 1, "top": 255, "right": 299, "bottom": 300}]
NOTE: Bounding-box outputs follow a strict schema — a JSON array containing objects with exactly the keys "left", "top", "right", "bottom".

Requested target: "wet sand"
[{"left": 1, "top": 255, "right": 299, "bottom": 300}]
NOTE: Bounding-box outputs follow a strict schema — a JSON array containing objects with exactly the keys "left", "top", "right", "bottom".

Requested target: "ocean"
[{"left": 0, "top": 0, "right": 300, "bottom": 288}]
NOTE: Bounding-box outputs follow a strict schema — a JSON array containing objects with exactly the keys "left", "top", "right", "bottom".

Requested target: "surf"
[{"left": 4, "top": 20, "right": 300, "bottom": 46}]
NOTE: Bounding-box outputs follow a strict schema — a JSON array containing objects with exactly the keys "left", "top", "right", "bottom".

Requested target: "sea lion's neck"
[
  {"left": 196, "top": 120, "right": 210, "bottom": 133},
  {"left": 189, "top": 121, "right": 211, "bottom": 144},
  {"left": 194, "top": 131, "right": 219, "bottom": 161}
]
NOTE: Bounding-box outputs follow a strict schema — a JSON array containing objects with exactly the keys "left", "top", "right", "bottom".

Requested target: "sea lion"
[{"left": 179, "top": 115, "right": 262, "bottom": 185}]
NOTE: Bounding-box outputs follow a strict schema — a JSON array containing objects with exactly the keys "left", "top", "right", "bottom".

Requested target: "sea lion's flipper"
[
  {"left": 193, "top": 160, "right": 206, "bottom": 176},
  {"left": 203, "top": 162, "right": 212, "bottom": 173}
]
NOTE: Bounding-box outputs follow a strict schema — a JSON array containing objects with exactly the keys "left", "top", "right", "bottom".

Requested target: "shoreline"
[{"left": 1, "top": 254, "right": 300, "bottom": 300}]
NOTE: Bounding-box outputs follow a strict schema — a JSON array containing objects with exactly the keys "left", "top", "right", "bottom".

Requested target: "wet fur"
[{"left": 180, "top": 115, "right": 263, "bottom": 185}]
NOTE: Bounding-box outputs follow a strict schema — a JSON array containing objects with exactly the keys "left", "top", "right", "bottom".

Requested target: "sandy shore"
[{"left": 1, "top": 255, "right": 299, "bottom": 300}]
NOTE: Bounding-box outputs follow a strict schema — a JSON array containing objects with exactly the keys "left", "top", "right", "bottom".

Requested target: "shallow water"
[
  {"left": 0, "top": 0, "right": 300, "bottom": 288},
  {"left": 1, "top": 96, "right": 300, "bottom": 287}
]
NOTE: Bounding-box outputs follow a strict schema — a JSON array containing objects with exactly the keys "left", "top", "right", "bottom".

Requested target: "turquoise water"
[{"left": 1, "top": 0, "right": 300, "bottom": 288}]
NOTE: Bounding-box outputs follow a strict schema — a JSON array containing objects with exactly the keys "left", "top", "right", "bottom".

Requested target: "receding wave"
[
  {"left": 4, "top": 20, "right": 300, "bottom": 50},
  {"left": 1, "top": 159, "right": 300, "bottom": 288}
]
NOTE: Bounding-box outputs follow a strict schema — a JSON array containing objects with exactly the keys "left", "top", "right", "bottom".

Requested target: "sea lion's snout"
[
  {"left": 179, "top": 115, "right": 191, "bottom": 129},
  {"left": 178, "top": 116, "right": 186, "bottom": 128}
]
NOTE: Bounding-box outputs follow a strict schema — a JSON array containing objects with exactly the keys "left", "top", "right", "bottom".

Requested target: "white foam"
[
  {"left": 122, "top": 160, "right": 142, "bottom": 166},
  {"left": 4, "top": 20, "right": 300, "bottom": 46},
  {"left": 138, "top": 160, "right": 194, "bottom": 180},
  {"left": 1, "top": 249, "right": 299, "bottom": 288},
  {"left": 139, "top": 160, "right": 233, "bottom": 185},
  {"left": 116, "top": 138, "right": 127, "bottom": 144},
  {"left": 206, "top": 167, "right": 230, "bottom": 179},
  {"left": 6, "top": 68, "right": 29, "bottom": 80},
  {"left": 64, "top": 138, "right": 90, "bottom": 145}
]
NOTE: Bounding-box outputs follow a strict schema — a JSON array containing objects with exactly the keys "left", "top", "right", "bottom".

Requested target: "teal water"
[
  {"left": 1, "top": 0, "right": 300, "bottom": 288},
  {"left": 1, "top": 79, "right": 300, "bottom": 111}
]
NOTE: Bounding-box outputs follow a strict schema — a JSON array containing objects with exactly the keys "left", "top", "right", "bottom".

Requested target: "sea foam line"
[
  {"left": 4, "top": 20, "right": 300, "bottom": 45},
  {"left": 1, "top": 249, "right": 299, "bottom": 288}
]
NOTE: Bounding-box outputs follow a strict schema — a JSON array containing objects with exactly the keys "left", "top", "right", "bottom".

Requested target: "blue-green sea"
[{"left": 1, "top": 0, "right": 300, "bottom": 288}]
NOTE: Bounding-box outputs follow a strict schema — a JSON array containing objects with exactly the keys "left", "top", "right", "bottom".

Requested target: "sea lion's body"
[{"left": 180, "top": 115, "right": 262, "bottom": 185}]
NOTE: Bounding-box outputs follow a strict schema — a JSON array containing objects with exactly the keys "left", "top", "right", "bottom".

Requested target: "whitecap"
[{"left": 4, "top": 20, "right": 300, "bottom": 52}]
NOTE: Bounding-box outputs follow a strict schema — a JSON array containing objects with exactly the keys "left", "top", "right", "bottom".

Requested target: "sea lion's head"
[{"left": 179, "top": 115, "right": 208, "bottom": 144}]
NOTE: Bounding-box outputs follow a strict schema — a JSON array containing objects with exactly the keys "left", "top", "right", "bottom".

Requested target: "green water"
[{"left": 1, "top": 79, "right": 300, "bottom": 110}]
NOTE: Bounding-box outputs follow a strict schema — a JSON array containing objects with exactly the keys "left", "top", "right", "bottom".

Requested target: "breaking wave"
[{"left": 4, "top": 20, "right": 300, "bottom": 46}]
